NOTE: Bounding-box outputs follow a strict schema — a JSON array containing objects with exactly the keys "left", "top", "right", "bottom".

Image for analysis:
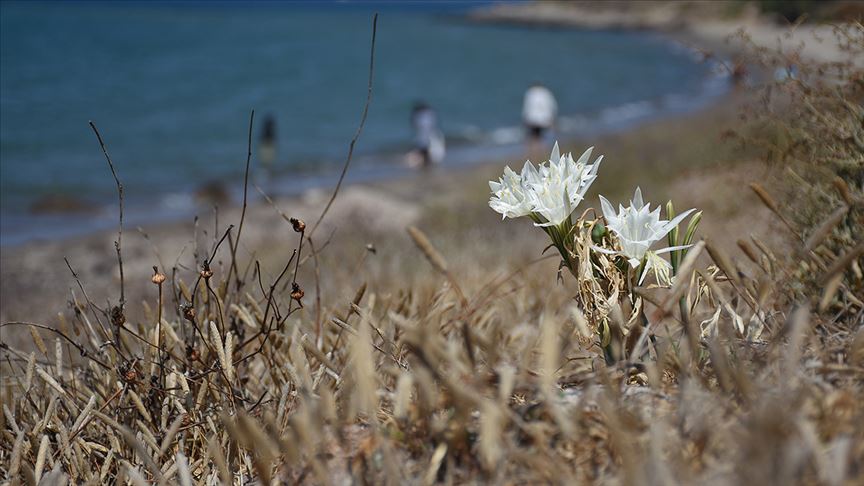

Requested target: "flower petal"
[
  {"left": 632, "top": 187, "right": 644, "bottom": 209},
  {"left": 599, "top": 195, "right": 617, "bottom": 222},
  {"left": 653, "top": 244, "right": 693, "bottom": 255},
  {"left": 660, "top": 208, "right": 697, "bottom": 235},
  {"left": 574, "top": 146, "right": 594, "bottom": 166}
]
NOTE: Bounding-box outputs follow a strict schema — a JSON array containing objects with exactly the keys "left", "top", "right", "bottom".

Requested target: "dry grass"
[{"left": 1, "top": 21, "right": 862, "bottom": 486}]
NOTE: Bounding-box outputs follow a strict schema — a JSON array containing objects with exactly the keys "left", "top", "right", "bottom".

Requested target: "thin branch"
[
  {"left": 308, "top": 13, "right": 378, "bottom": 238},
  {"left": 89, "top": 121, "right": 125, "bottom": 308},
  {"left": 228, "top": 110, "right": 255, "bottom": 291},
  {"left": 306, "top": 236, "right": 323, "bottom": 341},
  {"left": 0, "top": 321, "right": 111, "bottom": 371},
  {"left": 190, "top": 225, "right": 234, "bottom": 307},
  {"left": 208, "top": 224, "right": 235, "bottom": 267}
]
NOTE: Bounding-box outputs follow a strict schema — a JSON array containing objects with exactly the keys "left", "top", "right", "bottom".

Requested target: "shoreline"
[
  {"left": 0, "top": 7, "right": 743, "bottom": 248},
  {"left": 3, "top": 2, "right": 839, "bottom": 339},
  {"left": 468, "top": 2, "right": 861, "bottom": 66},
  {"left": 1, "top": 57, "right": 730, "bottom": 247},
  {"left": 2, "top": 4, "right": 855, "bottom": 248},
  {"left": 0, "top": 91, "right": 765, "bottom": 340}
]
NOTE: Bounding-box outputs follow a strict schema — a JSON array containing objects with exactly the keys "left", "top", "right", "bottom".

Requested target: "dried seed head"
[
  {"left": 749, "top": 183, "right": 779, "bottom": 213},
  {"left": 182, "top": 303, "right": 196, "bottom": 322},
  {"left": 151, "top": 266, "right": 166, "bottom": 285},
  {"left": 110, "top": 306, "right": 126, "bottom": 327},
  {"left": 120, "top": 362, "right": 138, "bottom": 384},
  {"left": 833, "top": 176, "right": 853, "bottom": 205},
  {"left": 185, "top": 344, "right": 200, "bottom": 362},
  {"left": 290, "top": 283, "right": 305, "bottom": 302},
  {"left": 290, "top": 218, "right": 306, "bottom": 233},
  {"left": 200, "top": 262, "right": 213, "bottom": 280}
]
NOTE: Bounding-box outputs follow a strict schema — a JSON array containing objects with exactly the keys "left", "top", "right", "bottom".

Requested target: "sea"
[{"left": 0, "top": 1, "right": 730, "bottom": 245}]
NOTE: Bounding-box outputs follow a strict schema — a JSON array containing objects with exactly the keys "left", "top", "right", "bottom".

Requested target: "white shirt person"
[{"left": 522, "top": 83, "right": 558, "bottom": 142}]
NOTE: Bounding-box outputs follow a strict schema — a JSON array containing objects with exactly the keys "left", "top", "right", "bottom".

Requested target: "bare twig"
[
  {"left": 89, "top": 121, "right": 125, "bottom": 309},
  {"left": 308, "top": 13, "right": 378, "bottom": 238},
  {"left": 228, "top": 110, "right": 256, "bottom": 291},
  {"left": 0, "top": 322, "right": 111, "bottom": 371}
]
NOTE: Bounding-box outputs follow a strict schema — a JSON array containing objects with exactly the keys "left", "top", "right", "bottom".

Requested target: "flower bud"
[
  {"left": 290, "top": 282, "right": 305, "bottom": 302},
  {"left": 151, "top": 266, "right": 166, "bottom": 285},
  {"left": 200, "top": 262, "right": 213, "bottom": 280},
  {"left": 186, "top": 344, "right": 200, "bottom": 362},
  {"left": 110, "top": 305, "right": 126, "bottom": 327},
  {"left": 591, "top": 222, "right": 607, "bottom": 244},
  {"left": 182, "top": 303, "right": 196, "bottom": 322},
  {"left": 290, "top": 218, "right": 306, "bottom": 233}
]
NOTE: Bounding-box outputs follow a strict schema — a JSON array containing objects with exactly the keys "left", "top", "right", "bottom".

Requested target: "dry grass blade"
[
  {"left": 406, "top": 225, "right": 467, "bottom": 306},
  {"left": 819, "top": 242, "right": 864, "bottom": 285},
  {"left": 176, "top": 452, "right": 193, "bottom": 486},
  {"left": 406, "top": 226, "right": 449, "bottom": 274},
  {"left": 119, "top": 426, "right": 162, "bottom": 480},
  {"left": 705, "top": 239, "right": 741, "bottom": 286},
  {"left": 658, "top": 241, "right": 706, "bottom": 315},
  {"left": 34, "top": 431, "right": 50, "bottom": 483},
  {"left": 206, "top": 435, "right": 231, "bottom": 485},
  {"left": 750, "top": 182, "right": 798, "bottom": 235},
  {"left": 805, "top": 205, "right": 849, "bottom": 250}
]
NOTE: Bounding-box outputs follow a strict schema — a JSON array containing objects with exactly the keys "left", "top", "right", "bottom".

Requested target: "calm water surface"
[{"left": 0, "top": 2, "right": 728, "bottom": 244}]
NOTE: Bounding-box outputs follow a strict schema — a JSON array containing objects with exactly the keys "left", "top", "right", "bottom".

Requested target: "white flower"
[
  {"left": 489, "top": 142, "right": 603, "bottom": 227},
  {"left": 598, "top": 187, "right": 695, "bottom": 282},
  {"left": 488, "top": 161, "right": 538, "bottom": 219},
  {"left": 528, "top": 143, "right": 602, "bottom": 227}
]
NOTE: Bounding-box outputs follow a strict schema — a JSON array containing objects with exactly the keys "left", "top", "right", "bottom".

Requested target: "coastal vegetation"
[{"left": 1, "top": 6, "right": 862, "bottom": 485}]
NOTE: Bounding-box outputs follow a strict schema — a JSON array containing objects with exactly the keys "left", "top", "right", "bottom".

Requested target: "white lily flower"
[
  {"left": 598, "top": 187, "right": 695, "bottom": 283},
  {"left": 488, "top": 142, "right": 602, "bottom": 227},
  {"left": 488, "top": 161, "right": 536, "bottom": 219},
  {"left": 527, "top": 142, "right": 603, "bottom": 227}
]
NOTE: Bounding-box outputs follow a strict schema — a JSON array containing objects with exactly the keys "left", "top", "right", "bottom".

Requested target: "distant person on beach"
[
  {"left": 259, "top": 114, "right": 277, "bottom": 170},
  {"left": 522, "top": 83, "right": 557, "bottom": 152},
  {"left": 407, "top": 101, "right": 445, "bottom": 168}
]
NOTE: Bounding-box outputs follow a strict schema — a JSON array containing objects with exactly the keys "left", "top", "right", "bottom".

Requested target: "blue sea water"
[{"left": 0, "top": 2, "right": 728, "bottom": 245}]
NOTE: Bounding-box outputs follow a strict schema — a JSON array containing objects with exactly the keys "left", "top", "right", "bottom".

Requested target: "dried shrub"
[{"left": 1, "top": 18, "right": 862, "bottom": 486}]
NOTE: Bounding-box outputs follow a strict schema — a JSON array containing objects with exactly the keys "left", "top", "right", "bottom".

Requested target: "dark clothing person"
[{"left": 260, "top": 114, "right": 277, "bottom": 169}]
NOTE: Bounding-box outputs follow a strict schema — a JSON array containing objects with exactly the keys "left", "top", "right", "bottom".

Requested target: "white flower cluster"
[
  {"left": 489, "top": 142, "right": 697, "bottom": 284},
  {"left": 598, "top": 187, "right": 695, "bottom": 283},
  {"left": 488, "top": 143, "right": 602, "bottom": 227}
]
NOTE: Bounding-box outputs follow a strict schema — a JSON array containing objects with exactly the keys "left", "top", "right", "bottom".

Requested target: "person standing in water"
[
  {"left": 522, "top": 83, "right": 557, "bottom": 155},
  {"left": 408, "top": 101, "right": 445, "bottom": 169},
  {"left": 259, "top": 114, "right": 277, "bottom": 170}
]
